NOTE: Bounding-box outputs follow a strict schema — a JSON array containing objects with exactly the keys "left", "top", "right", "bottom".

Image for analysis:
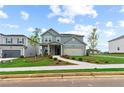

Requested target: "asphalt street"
[{"left": 1, "top": 76, "right": 124, "bottom": 87}]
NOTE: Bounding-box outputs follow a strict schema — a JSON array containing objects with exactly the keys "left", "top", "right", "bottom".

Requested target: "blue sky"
[{"left": 0, "top": 5, "right": 124, "bottom": 51}]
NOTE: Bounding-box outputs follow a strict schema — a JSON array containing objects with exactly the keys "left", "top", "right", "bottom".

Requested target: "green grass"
[
  {"left": 0, "top": 56, "right": 73, "bottom": 68},
  {"left": 71, "top": 55, "right": 124, "bottom": 64},
  {"left": 1, "top": 68, "right": 124, "bottom": 75}
]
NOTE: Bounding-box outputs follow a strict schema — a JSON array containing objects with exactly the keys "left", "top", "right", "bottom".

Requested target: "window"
[
  {"left": 17, "top": 38, "right": 24, "bottom": 44},
  {"left": 44, "top": 36, "right": 52, "bottom": 42},
  {"left": 17, "top": 38, "right": 19, "bottom": 44},
  {"left": 45, "top": 39, "right": 47, "bottom": 42},
  {"left": 6, "top": 38, "right": 12, "bottom": 44},
  {"left": 22, "top": 38, "right": 24, "bottom": 44},
  {"left": 11, "top": 38, "right": 13, "bottom": 43},
  {"left": 6, "top": 38, "right": 7, "bottom": 43},
  {"left": 117, "top": 47, "right": 120, "bottom": 51},
  {"left": 72, "top": 38, "right": 75, "bottom": 41},
  {"left": 56, "top": 37, "right": 61, "bottom": 42}
]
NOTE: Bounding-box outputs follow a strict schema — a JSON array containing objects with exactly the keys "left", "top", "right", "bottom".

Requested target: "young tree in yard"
[
  {"left": 88, "top": 28, "right": 98, "bottom": 54},
  {"left": 29, "top": 28, "right": 41, "bottom": 60}
]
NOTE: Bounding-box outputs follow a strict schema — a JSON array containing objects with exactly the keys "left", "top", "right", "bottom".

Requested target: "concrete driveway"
[{"left": 0, "top": 58, "right": 16, "bottom": 62}]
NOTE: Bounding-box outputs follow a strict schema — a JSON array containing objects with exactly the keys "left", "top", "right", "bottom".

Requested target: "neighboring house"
[
  {"left": 40, "top": 28, "right": 86, "bottom": 56},
  {"left": 0, "top": 33, "right": 40, "bottom": 58},
  {"left": 108, "top": 35, "right": 124, "bottom": 53}
]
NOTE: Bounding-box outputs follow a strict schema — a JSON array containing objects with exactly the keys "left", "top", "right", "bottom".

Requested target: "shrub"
[
  {"left": 20, "top": 55, "right": 24, "bottom": 58},
  {"left": 58, "top": 60, "right": 62, "bottom": 62},
  {"left": 78, "top": 58, "right": 82, "bottom": 61},
  {"left": 55, "top": 61, "right": 59, "bottom": 65},
  {"left": 65, "top": 62, "right": 69, "bottom": 65},
  {"left": 95, "top": 61, "right": 99, "bottom": 64},
  {"left": 61, "top": 55, "right": 70, "bottom": 59},
  {"left": 53, "top": 58, "right": 57, "bottom": 61},
  {"left": 0, "top": 61, "right": 3, "bottom": 64},
  {"left": 72, "top": 57, "right": 75, "bottom": 60},
  {"left": 48, "top": 55, "right": 52, "bottom": 59},
  {"left": 105, "top": 61, "right": 109, "bottom": 64},
  {"left": 94, "top": 68, "right": 97, "bottom": 70}
]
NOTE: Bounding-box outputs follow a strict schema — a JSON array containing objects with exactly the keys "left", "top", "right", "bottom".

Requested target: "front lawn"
[
  {"left": 70, "top": 55, "right": 124, "bottom": 64},
  {"left": 0, "top": 56, "right": 74, "bottom": 68},
  {"left": 1, "top": 68, "right": 124, "bottom": 75}
]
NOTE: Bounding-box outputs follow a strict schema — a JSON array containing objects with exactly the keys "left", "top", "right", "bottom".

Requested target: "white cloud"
[
  {"left": 120, "top": 6, "right": 124, "bottom": 12},
  {"left": 27, "top": 27, "right": 47, "bottom": 33},
  {"left": 49, "top": 5, "right": 98, "bottom": 24},
  {"left": 48, "top": 5, "right": 61, "bottom": 17},
  {"left": 1, "top": 24, "right": 19, "bottom": 29},
  {"left": 58, "top": 17, "right": 74, "bottom": 24},
  {"left": 27, "top": 27, "right": 34, "bottom": 32},
  {"left": 119, "top": 20, "right": 124, "bottom": 27},
  {"left": 104, "top": 29, "right": 116, "bottom": 37},
  {"left": 21, "top": 11, "right": 29, "bottom": 20},
  {"left": 64, "top": 24, "right": 95, "bottom": 37},
  {"left": 0, "top": 10, "right": 8, "bottom": 19},
  {"left": 0, "top": 5, "right": 4, "bottom": 8},
  {"left": 41, "top": 28, "right": 47, "bottom": 33},
  {"left": 95, "top": 22, "right": 100, "bottom": 25},
  {"left": 106, "top": 21, "right": 113, "bottom": 28}
]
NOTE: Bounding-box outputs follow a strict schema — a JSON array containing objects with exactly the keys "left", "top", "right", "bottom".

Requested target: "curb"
[{"left": 1, "top": 72, "right": 124, "bottom": 79}]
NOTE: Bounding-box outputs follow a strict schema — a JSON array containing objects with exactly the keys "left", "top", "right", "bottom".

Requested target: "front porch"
[{"left": 41, "top": 42, "right": 63, "bottom": 56}]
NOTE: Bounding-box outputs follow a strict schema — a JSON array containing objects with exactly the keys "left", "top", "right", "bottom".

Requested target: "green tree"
[
  {"left": 88, "top": 28, "right": 98, "bottom": 54},
  {"left": 29, "top": 28, "right": 41, "bottom": 60}
]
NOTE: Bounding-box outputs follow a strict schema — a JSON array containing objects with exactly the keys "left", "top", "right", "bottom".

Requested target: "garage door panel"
[
  {"left": 2, "top": 50, "right": 21, "bottom": 58},
  {"left": 64, "top": 49, "right": 83, "bottom": 56}
]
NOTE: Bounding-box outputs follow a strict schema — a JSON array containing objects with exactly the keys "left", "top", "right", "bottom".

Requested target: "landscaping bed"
[
  {"left": 0, "top": 56, "right": 74, "bottom": 68},
  {"left": 70, "top": 56, "right": 124, "bottom": 64},
  {"left": 96, "top": 53, "right": 124, "bottom": 57}
]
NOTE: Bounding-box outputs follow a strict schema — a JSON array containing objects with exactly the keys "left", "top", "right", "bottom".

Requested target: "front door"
[{"left": 55, "top": 45, "right": 61, "bottom": 55}]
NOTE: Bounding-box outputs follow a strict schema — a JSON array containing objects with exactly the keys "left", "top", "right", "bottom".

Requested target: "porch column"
[
  {"left": 21, "top": 48, "right": 25, "bottom": 56},
  {"left": 61, "top": 45, "right": 63, "bottom": 56},
  {"left": 0, "top": 48, "right": 2, "bottom": 58},
  {"left": 47, "top": 44, "right": 50, "bottom": 55}
]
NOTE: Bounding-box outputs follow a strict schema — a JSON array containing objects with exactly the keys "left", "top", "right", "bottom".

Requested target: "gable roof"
[
  {"left": 63, "top": 36, "right": 87, "bottom": 45},
  {"left": 61, "top": 34, "right": 84, "bottom": 37},
  {"left": 108, "top": 35, "right": 124, "bottom": 42},
  {"left": 41, "top": 28, "right": 60, "bottom": 36}
]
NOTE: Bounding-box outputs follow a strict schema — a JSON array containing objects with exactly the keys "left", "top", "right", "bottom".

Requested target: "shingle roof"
[
  {"left": 108, "top": 35, "right": 124, "bottom": 42},
  {"left": 0, "top": 33, "right": 27, "bottom": 37},
  {"left": 0, "top": 44, "right": 26, "bottom": 46},
  {"left": 61, "top": 34, "right": 84, "bottom": 37}
]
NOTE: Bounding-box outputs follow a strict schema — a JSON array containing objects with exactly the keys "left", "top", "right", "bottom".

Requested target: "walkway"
[
  {"left": 0, "top": 58, "right": 16, "bottom": 62},
  {"left": 1, "top": 56, "right": 124, "bottom": 72}
]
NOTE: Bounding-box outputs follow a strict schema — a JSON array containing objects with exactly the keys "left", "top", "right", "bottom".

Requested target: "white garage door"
[{"left": 64, "top": 49, "right": 83, "bottom": 56}]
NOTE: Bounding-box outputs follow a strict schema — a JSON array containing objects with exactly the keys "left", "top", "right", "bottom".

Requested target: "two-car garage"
[
  {"left": 0, "top": 45, "right": 24, "bottom": 58},
  {"left": 63, "top": 45, "right": 86, "bottom": 56},
  {"left": 2, "top": 50, "right": 21, "bottom": 58}
]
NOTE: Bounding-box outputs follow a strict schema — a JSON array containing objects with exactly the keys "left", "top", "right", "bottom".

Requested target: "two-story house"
[
  {"left": 40, "top": 28, "right": 86, "bottom": 56},
  {"left": 0, "top": 33, "right": 40, "bottom": 58}
]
